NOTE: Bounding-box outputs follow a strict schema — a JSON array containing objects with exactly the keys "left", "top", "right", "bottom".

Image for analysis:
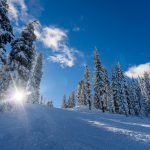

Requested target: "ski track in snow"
[
  {"left": 0, "top": 104, "right": 150, "bottom": 150},
  {"left": 87, "top": 120, "right": 150, "bottom": 143}
]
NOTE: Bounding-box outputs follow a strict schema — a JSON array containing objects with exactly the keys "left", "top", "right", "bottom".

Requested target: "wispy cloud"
[
  {"left": 125, "top": 63, "right": 150, "bottom": 78},
  {"left": 36, "top": 26, "right": 67, "bottom": 50},
  {"left": 35, "top": 25, "right": 81, "bottom": 67},
  {"left": 49, "top": 46, "right": 76, "bottom": 68},
  {"left": 8, "top": 0, "right": 27, "bottom": 24},
  {"left": 8, "top": 0, "right": 82, "bottom": 68}
]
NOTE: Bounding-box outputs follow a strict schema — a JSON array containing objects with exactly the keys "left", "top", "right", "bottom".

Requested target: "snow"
[{"left": 0, "top": 104, "right": 150, "bottom": 150}]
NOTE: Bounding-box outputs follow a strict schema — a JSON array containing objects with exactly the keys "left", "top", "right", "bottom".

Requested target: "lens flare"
[
  {"left": 8, "top": 73, "right": 31, "bottom": 105},
  {"left": 13, "top": 90, "right": 25, "bottom": 101},
  {"left": 12, "top": 89, "right": 26, "bottom": 104}
]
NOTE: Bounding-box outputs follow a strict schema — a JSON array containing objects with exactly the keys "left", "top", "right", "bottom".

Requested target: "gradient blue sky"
[{"left": 8, "top": 0, "right": 150, "bottom": 107}]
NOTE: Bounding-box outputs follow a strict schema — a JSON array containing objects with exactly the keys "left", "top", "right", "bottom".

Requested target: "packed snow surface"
[{"left": 0, "top": 104, "right": 150, "bottom": 150}]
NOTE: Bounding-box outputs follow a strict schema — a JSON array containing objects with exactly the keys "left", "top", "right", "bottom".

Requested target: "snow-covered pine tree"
[
  {"left": 40, "top": 95, "right": 44, "bottom": 104},
  {"left": 129, "top": 79, "right": 141, "bottom": 116},
  {"left": 84, "top": 65, "right": 92, "bottom": 110},
  {"left": 108, "top": 87, "right": 115, "bottom": 113},
  {"left": 0, "top": 62, "right": 11, "bottom": 101},
  {"left": 26, "top": 50, "right": 37, "bottom": 103},
  {"left": 93, "top": 48, "right": 105, "bottom": 110},
  {"left": 115, "top": 63, "right": 129, "bottom": 116},
  {"left": 0, "top": 0, "right": 13, "bottom": 65},
  {"left": 76, "top": 80, "right": 85, "bottom": 105},
  {"left": 111, "top": 68, "right": 119, "bottom": 113},
  {"left": 47, "top": 101, "right": 53, "bottom": 108},
  {"left": 143, "top": 72, "right": 150, "bottom": 114},
  {"left": 70, "top": 91, "right": 76, "bottom": 108},
  {"left": 27, "top": 53, "right": 43, "bottom": 103},
  {"left": 0, "top": 0, "right": 13, "bottom": 102},
  {"left": 127, "top": 81, "right": 136, "bottom": 115},
  {"left": 134, "top": 79, "right": 147, "bottom": 116},
  {"left": 124, "top": 80, "right": 133, "bottom": 115},
  {"left": 61, "top": 95, "right": 67, "bottom": 108},
  {"left": 103, "top": 68, "right": 110, "bottom": 111},
  {"left": 76, "top": 81, "right": 82, "bottom": 105},
  {"left": 0, "top": 67, "right": 11, "bottom": 110},
  {"left": 82, "top": 80, "right": 87, "bottom": 106},
  {"left": 67, "top": 96, "right": 71, "bottom": 108},
  {"left": 9, "top": 21, "right": 37, "bottom": 91},
  {"left": 144, "top": 72, "right": 150, "bottom": 98},
  {"left": 139, "top": 77, "right": 149, "bottom": 116},
  {"left": 50, "top": 101, "right": 54, "bottom": 108}
]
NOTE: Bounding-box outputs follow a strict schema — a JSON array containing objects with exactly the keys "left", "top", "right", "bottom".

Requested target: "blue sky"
[{"left": 8, "top": 0, "right": 150, "bottom": 107}]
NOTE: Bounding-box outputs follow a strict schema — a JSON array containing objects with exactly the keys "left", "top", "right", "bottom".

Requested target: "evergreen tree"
[
  {"left": 143, "top": 72, "right": 150, "bottom": 114},
  {"left": 0, "top": 0, "right": 13, "bottom": 65},
  {"left": 40, "top": 95, "right": 44, "bottom": 104},
  {"left": 82, "top": 80, "right": 87, "bottom": 106},
  {"left": 76, "top": 80, "right": 85, "bottom": 105},
  {"left": 139, "top": 78, "right": 148, "bottom": 116},
  {"left": 76, "top": 81, "right": 82, "bottom": 105},
  {"left": 108, "top": 87, "right": 115, "bottom": 113},
  {"left": 124, "top": 80, "right": 133, "bottom": 115},
  {"left": 128, "top": 81, "right": 136, "bottom": 115},
  {"left": 9, "top": 21, "right": 37, "bottom": 92},
  {"left": 93, "top": 48, "right": 105, "bottom": 110},
  {"left": 67, "top": 96, "right": 72, "bottom": 108},
  {"left": 47, "top": 101, "right": 53, "bottom": 108},
  {"left": 0, "top": 0, "right": 13, "bottom": 102},
  {"left": 27, "top": 53, "right": 43, "bottom": 103},
  {"left": 0, "top": 63, "right": 11, "bottom": 101},
  {"left": 84, "top": 65, "right": 92, "bottom": 110},
  {"left": 103, "top": 68, "right": 110, "bottom": 111},
  {"left": 133, "top": 79, "right": 147, "bottom": 116},
  {"left": 70, "top": 91, "right": 76, "bottom": 108},
  {"left": 129, "top": 79, "right": 140, "bottom": 115},
  {"left": 61, "top": 95, "right": 67, "bottom": 108},
  {"left": 112, "top": 68, "right": 119, "bottom": 113},
  {"left": 115, "top": 63, "right": 129, "bottom": 116}
]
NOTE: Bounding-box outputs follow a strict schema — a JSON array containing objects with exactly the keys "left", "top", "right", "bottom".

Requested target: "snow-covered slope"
[{"left": 0, "top": 104, "right": 150, "bottom": 150}]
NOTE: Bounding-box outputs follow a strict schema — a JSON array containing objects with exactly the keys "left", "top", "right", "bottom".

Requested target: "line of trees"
[
  {"left": 62, "top": 48, "right": 150, "bottom": 117},
  {"left": 0, "top": 0, "right": 43, "bottom": 111}
]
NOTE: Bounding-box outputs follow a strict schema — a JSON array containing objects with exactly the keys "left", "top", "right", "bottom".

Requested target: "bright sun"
[{"left": 13, "top": 90, "right": 26, "bottom": 103}]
